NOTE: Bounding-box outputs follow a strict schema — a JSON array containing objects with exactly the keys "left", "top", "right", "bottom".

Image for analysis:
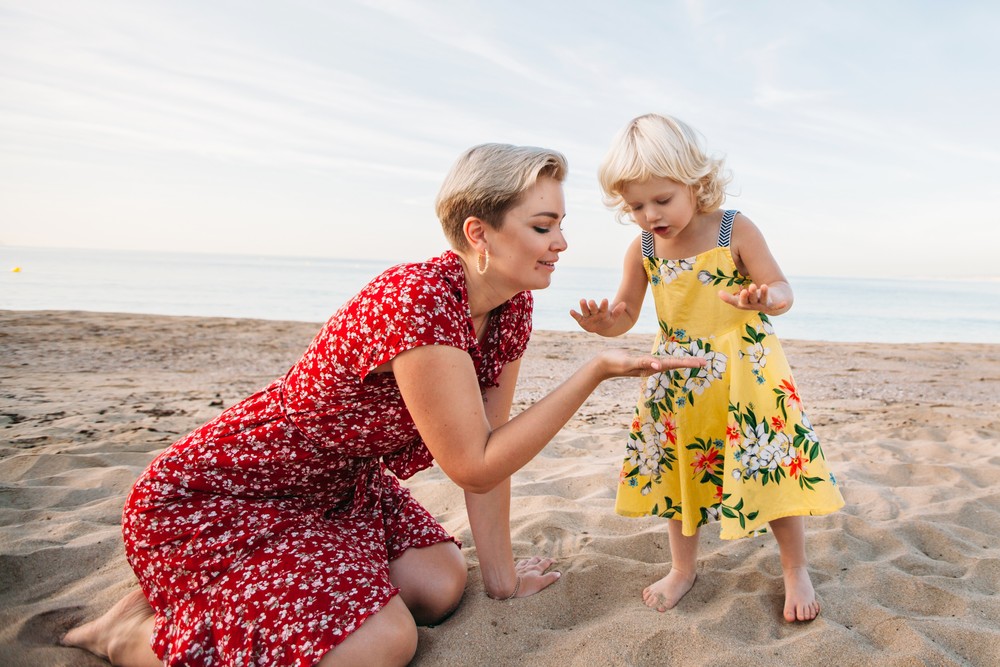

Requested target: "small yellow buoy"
[{"left": 11, "top": 267, "right": 21, "bottom": 273}]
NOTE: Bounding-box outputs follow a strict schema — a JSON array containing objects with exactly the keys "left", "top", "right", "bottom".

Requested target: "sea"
[{"left": 2, "top": 246, "right": 999, "bottom": 344}]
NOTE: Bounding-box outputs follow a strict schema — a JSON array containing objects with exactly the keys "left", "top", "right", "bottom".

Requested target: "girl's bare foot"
[
  {"left": 61, "top": 589, "right": 160, "bottom": 666},
  {"left": 641, "top": 568, "right": 696, "bottom": 612},
  {"left": 782, "top": 565, "right": 820, "bottom": 622}
]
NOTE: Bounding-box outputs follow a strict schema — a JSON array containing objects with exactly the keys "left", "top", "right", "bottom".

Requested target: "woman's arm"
[
  {"left": 392, "top": 344, "right": 702, "bottom": 494},
  {"left": 464, "top": 358, "right": 560, "bottom": 599},
  {"left": 570, "top": 235, "right": 648, "bottom": 337}
]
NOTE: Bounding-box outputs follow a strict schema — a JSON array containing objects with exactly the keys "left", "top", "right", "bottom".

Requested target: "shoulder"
[
  {"left": 370, "top": 253, "right": 464, "bottom": 308},
  {"left": 730, "top": 211, "right": 760, "bottom": 235},
  {"left": 729, "top": 212, "right": 768, "bottom": 248}
]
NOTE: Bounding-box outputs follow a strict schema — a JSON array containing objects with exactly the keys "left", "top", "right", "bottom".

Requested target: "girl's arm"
[
  {"left": 464, "top": 357, "right": 561, "bottom": 599},
  {"left": 720, "top": 213, "right": 794, "bottom": 316},
  {"left": 570, "top": 235, "right": 647, "bottom": 337},
  {"left": 391, "top": 343, "right": 703, "bottom": 495}
]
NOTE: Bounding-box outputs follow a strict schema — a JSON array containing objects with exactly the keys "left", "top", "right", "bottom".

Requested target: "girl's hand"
[
  {"left": 718, "top": 283, "right": 790, "bottom": 315},
  {"left": 497, "top": 556, "right": 561, "bottom": 599},
  {"left": 596, "top": 348, "right": 706, "bottom": 379},
  {"left": 570, "top": 298, "right": 627, "bottom": 334}
]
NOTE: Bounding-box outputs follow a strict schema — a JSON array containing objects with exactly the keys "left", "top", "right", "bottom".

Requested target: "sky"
[{"left": 1, "top": 0, "right": 998, "bottom": 279}]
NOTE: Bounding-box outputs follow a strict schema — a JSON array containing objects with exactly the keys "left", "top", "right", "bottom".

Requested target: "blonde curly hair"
[{"left": 598, "top": 113, "right": 731, "bottom": 222}]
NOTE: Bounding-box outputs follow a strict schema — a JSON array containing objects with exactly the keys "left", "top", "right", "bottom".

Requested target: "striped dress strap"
[
  {"left": 717, "top": 209, "right": 738, "bottom": 247},
  {"left": 641, "top": 230, "right": 655, "bottom": 259}
]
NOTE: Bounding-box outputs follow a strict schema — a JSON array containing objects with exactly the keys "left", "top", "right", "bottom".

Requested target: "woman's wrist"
[{"left": 485, "top": 574, "right": 521, "bottom": 601}]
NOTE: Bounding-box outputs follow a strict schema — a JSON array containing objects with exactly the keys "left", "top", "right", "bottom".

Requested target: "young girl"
[{"left": 572, "top": 113, "right": 844, "bottom": 622}]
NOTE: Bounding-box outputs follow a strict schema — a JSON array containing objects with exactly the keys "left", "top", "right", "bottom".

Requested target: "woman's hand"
[
  {"left": 596, "top": 348, "right": 706, "bottom": 380},
  {"left": 718, "top": 282, "right": 791, "bottom": 316},
  {"left": 570, "top": 298, "right": 628, "bottom": 334},
  {"left": 488, "top": 557, "right": 561, "bottom": 600}
]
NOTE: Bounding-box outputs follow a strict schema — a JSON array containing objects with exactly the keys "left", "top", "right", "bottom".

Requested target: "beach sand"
[{"left": 2, "top": 310, "right": 998, "bottom": 666}]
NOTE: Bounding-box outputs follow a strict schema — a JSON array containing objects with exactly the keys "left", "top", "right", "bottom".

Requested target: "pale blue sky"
[{"left": 2, "top": 0, "right": 998, "bottom": 278}]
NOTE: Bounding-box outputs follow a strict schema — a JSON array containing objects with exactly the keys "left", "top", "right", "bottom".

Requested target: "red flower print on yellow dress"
[
  {"left": 726, "top": 424, "right": 741, "bottom": 442},
  {"left": 691, "top": 447, "right": 722, "bottom": 474},
  {"left": 771, "top": 415, "right": 785, "bottom": 431},
  {"left": 779, "top": 379, "right": 801, "bottom": 410},
  {"left": 789, "top": 452, "right": 808, "bottom": 479},
  {"left": 663, "top": 414, "right": 678, "bottom": 445}
]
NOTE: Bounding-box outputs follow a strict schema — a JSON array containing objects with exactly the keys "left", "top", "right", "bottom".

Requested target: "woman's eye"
[{"left": 533, "top": 226, "right": 549, "bottom": 233}]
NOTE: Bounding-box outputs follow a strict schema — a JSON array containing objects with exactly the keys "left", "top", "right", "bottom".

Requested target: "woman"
[{"left": 62, "top": 143, "right": 704, "bottom": 666}]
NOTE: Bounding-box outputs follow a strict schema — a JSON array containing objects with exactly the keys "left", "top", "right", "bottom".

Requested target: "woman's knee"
[
  {"left": 391, "top": 542, "right": 467, "bottom": 625},
  {"left": 318, "top": 596, "right": 417, "bottom": 667}
]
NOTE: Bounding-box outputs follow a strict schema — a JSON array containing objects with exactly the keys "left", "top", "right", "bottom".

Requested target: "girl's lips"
[{"left": 652, "top": 226, "right": 671, "bottom": 236}]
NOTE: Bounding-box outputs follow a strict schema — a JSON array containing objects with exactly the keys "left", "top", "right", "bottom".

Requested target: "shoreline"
[{"left": 2, "top": 310, "right": 999, "bottom": 666}]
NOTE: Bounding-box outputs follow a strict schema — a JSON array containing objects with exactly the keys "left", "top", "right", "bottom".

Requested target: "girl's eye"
[
  {"left": 657, "top": 199, "right": 671, "bottom": 205},
  {"left": 629, "top": 204, "right": 643, "bottom": 212}
]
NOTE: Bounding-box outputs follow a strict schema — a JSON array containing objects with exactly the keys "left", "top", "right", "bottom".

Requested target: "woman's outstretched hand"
[{"left": 596, "top": 348, "right": 706, "bottom": 379}]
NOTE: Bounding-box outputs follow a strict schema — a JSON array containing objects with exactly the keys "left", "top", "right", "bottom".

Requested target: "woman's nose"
[{"left": 552, "top": 228, "right": 568, "bottom": 252}]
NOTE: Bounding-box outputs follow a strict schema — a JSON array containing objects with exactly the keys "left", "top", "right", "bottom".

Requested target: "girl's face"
[
  {"left": 487, "top": 175, "right": 567, "bottom": 292},
  {"left": 621, "top": 177, "right": 698, "bottom": 240}
]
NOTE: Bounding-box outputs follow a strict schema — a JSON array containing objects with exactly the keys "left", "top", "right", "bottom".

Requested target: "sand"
[{"left": 1, "top": 309, "right": 998, "bottom": 666}]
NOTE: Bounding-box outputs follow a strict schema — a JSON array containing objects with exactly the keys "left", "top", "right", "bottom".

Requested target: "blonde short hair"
[
  {"left": 436, "top": 143, "right": 568, "bottom": 251},
  {"left": 598, "top": 114, "right": 731, "bottom": 220}
]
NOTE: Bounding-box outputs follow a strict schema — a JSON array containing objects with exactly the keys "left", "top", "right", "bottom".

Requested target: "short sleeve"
[{"left": 350, "top": 263, "right": 473, "bottom": 382}]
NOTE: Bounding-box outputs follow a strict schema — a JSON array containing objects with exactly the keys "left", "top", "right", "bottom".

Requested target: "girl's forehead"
[{"left": 622, "top": 176, "right": 685, "bottom": 195}]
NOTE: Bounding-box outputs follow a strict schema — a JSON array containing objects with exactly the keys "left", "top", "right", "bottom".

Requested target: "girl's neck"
[{"left": 653, "top": 210, "right": 722, "bottom": 259}]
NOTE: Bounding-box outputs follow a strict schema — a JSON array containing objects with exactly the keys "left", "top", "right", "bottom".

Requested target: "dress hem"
[{"left": 615, "top": 498, "right": 846, "bottom": 540}]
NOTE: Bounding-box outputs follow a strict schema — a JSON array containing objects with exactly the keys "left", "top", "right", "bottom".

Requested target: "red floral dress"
[{"left": 122, "top": 251, "right": 532, "bottom": 666}]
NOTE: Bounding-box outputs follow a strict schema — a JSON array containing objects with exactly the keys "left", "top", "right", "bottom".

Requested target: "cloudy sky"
[{"left": 2, "top": 0, "right": 998, "bottom": 278}]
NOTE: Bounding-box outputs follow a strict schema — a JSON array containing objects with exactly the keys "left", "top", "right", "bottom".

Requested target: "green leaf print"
[
  {"left": 742, "top": 323, "right": 766, "bottom": 345},
  {"left": 699, "top": 267, "right": 747, "bottom": 287},
  {"left": 773, "top": 387, "right": 789, "bottom": 421},
  {"left": 653, "top": 496, "right": 682, "bottom": 519}
]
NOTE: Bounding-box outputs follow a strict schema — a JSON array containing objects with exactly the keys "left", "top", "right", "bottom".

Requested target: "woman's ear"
[{"left": 463, "top": 216, "right": 489, "bottom": 253}]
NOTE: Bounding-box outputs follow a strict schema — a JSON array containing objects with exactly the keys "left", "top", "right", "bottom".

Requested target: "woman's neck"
[{"left": 457, "top": 253, "right": 511, "bottom": 322}]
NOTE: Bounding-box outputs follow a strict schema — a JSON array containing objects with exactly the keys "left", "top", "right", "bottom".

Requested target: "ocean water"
[{"left": 2, "top": 246, "right": 999, "bottom": 344}]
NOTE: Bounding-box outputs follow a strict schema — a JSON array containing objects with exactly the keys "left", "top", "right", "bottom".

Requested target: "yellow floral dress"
[{"left": 616, "top": 210, "right": 844, "bottom": 539}]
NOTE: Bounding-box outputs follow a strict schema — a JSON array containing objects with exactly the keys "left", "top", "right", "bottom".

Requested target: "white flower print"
[
  {"left": 658, "top": 258, "right": 694, "bottom": 284},
  {"left": 739, "top": 341, "right": 770, "bottom": 374}
]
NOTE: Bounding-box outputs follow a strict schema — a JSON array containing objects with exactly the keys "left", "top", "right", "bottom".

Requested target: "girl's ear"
[{"left": 463, "top": 216, "right": 489, "bottom": 253}]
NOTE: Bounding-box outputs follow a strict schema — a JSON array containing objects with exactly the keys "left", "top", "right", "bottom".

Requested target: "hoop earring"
[{"left": 476, "top": 250, "right": 489, "bottom": 275}]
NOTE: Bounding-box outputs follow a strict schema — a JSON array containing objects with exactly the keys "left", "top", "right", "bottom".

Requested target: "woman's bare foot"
[
  {"left": 641, "top": 568, "right": 697, "bottom": 612},
  {"left": 61, "top": 589, "right": 160, "bottom": 666},
  {"left": 782, "top": 565, "right": 820, "bottom": 622}
]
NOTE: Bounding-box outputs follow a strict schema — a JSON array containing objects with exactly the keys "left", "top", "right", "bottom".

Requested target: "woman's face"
[{"left": 486, "top": 175, "right": 567, "bottom": 292}]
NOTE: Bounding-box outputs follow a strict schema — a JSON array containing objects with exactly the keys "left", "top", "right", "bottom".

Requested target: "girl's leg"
[
  {"left": 60, "top": 589, "right": 160, "bottom": 667},
  {"left": 643, "top": 519, "right": 699, "bottom": 612},
  {"left": 388, "top": 541, "right": 468, "bottom": 626},
  {"left": 769, "top": 515, "right": 820, "bottom": 622}
]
